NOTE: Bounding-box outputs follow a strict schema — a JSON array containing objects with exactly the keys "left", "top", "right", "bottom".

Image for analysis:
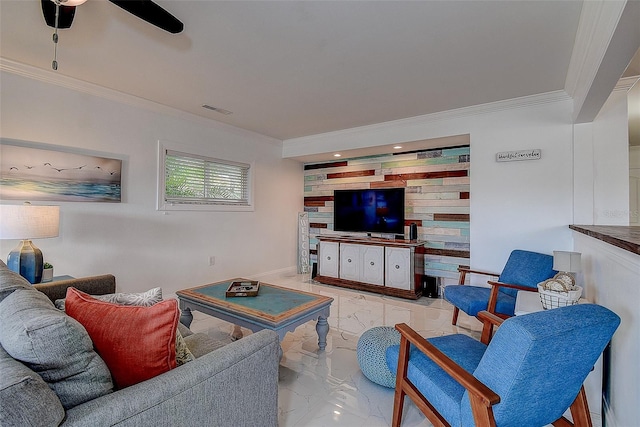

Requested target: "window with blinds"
[{"left": 163, "top": 149, "right": 251, "bottom": 207}]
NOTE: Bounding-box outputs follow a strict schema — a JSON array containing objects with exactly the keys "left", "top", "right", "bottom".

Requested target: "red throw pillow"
[{"left": 65, "top": 287, "right": 178, "bottom": 389}]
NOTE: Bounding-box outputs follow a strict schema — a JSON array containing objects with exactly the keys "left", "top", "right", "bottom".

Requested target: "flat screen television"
[{"left": 333, "top": 188, "right": 405, "bottom": 235}]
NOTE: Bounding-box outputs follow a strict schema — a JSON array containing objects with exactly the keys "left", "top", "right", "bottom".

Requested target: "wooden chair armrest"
[
  {"left": 458, "top": 266, "right": 500, "bottom": 277},
  {"left": 477, "top": 310, "right": 504, "bottom": 327},
  {"left": 477, "top": 310, "right": 504, "bottom": 344},
  {"left": 486, "top": 280, "right": 538, "bottom": 317},
  {"left": 395, "top": 323, "right": 500, "bottom": 407},
  {"left": 486, "top": 281, "right": 538, "bottom": 292},
  {"left": 457, "top": 266, "right": 500, "bottom": 286}
]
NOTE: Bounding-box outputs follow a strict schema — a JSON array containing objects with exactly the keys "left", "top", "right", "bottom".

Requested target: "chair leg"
[
  {"left": 569, "top": 386, "right": 593, "bottom": 427},
  {"left": 480, "top": 322, "right": 494, "bottom": 345},
  {"left": 392, "top": 336, "right": 411, "bottom": 427},
  {"left": 392, "top": 387, "right": 406, "bottom": 427},
  {"left": 551, "top": 418, "right": 573, "bottom": 427},
  {"left": 468, "top": 394, "right": 497, "bottom": 427},
  {"left": 550, "top": 386, "right": 592, "bottom": 427},
  {"left": 452, "top": 307, "right": 459, "bottom": 325},
  {"left": 450, "top": 269, "right": 467, "bottom": 326}
]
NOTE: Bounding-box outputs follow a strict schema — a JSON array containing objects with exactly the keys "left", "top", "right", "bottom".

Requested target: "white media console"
[{"left": 315, "top": 236, "right": 426, "bottom": 299}]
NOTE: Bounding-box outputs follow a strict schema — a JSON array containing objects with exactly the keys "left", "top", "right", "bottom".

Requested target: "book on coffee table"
[{"left": 226, "top": 280, "right": 260, "bottom": 297}]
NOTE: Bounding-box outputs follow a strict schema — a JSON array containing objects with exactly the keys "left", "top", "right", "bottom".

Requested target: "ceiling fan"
[{"left": 41, "top": 0, "right": 183, "bottom": 69}]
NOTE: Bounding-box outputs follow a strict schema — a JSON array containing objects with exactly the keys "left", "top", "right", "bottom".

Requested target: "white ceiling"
[{"left": 1, "top": 0, "right": 585, "bottom": 142}]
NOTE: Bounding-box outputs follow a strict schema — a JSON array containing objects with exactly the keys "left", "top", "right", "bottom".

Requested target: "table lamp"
[
  {"left": 0, "top": 202, "right": 60, "bottom": 284},
  {"left": 552, "top": 250, "right": 581, "bottom": 287}
]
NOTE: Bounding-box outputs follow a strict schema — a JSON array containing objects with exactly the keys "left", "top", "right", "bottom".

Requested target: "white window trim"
[{"left": 157, "top": 140, "right": 254, "bottom": 212}]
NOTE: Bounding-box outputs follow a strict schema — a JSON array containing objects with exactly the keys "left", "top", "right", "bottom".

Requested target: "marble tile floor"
[{"left": 187, "top": 270, "right": 483, "bottom": 427}]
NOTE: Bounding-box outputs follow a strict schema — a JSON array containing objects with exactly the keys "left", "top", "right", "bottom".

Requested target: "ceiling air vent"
[{"left": 202, "top": 105, "right": 232, "bottom": 115}]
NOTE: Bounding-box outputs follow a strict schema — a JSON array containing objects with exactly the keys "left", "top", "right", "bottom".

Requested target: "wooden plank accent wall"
[{"left": 304, "top": 145, "right": 470, "bottom": 282}]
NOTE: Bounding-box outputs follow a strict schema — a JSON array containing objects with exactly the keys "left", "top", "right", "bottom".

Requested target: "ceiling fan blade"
[
  {"left": 41, "top": 0, "right": 76, "bottom": 29},
  {"left": 108, "top": 0, "right": 183, "bottom": 34}
]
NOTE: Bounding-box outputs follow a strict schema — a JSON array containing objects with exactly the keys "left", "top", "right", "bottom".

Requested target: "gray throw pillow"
[
  {"left": 0, "top": 261, "right": 33, "bottom": 303},
  {"left": 0, "top": 344, "right": 65, "bottom": 426},
  {"left": 0, "top": 288, "right": 113, "bottom": 409},
  {"left": 54, "top": 286, "right": 163, "bottom": 310}
]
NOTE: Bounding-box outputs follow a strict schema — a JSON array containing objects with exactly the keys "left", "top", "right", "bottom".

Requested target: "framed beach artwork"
[{"left": 0, "top": 141, "right": 122, "bottom": 202}]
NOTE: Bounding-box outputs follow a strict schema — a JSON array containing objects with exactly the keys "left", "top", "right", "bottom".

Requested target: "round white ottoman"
[{"left": 356, "top": 326, "right": 401, "bottom": 388}]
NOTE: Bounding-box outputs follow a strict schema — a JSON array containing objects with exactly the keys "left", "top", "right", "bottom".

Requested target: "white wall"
[
  {"left": 0, "top": 72, "right": 303, "bottom": 294},
  {"left": 630, "top": 146, "right": 640, "bottom": 224},
  {"left": 573, "top": 232, "right": 640, "bottom": 427},
  {"left": 574, "top": 88, "right": 630, "bottom": 225},
  {"left": 284, "top": 95, "right": 576, "bottom": 276},
  {"left": 572, "top": 86, "right": 638, "bottom": 426},
  {"left": 573, "top": 87, "right": 630, "bottom": 225}
]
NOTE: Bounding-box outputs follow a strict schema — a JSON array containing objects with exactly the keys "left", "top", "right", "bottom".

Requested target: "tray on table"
[{"left": 225, "top": 280, "right": 260, "bottom": 297}]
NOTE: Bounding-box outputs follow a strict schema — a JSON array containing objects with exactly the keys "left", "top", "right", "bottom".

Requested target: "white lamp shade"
[
  {"left": 553, "top": 251, "right": 581, "bottom": 273},
  {"left": 0, "top": 205, "right": 60, "bottom": 240}
]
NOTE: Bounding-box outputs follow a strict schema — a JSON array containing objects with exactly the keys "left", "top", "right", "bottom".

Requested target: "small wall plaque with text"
[{"left": 496, "top": 149, "right": 541, "bottom": 162}]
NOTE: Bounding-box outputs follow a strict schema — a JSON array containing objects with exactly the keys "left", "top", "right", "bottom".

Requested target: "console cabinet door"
[
  {"left": 385, "top": 247, "right": 411, "bottom": 290},
  {"left": 339, "top": 243, "right": 360, "bottom": 281},
  {"left": 319, "top": 241, "right": 339, "bottom": 278},
  {"left": 360, "top": 245, "right": 384, "bottom": 286}
]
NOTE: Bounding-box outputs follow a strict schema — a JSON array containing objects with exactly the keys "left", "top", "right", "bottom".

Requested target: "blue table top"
[
  {"left": 194, "top": 281, "right": 318, "bottom": 315},
  {"left": 177, "top": 279, "right": 333, "bottom": 323}
]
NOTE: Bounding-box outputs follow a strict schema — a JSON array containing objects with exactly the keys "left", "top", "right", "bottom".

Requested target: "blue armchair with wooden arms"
[
  {"left": 386, "top": 304, "right": 620, "bottom": 426},
  {"left": 444, "top": 249, "right": 556, "bottom": 325}
]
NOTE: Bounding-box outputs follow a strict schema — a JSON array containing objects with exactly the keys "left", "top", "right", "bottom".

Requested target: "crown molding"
[
  {"left": 283, "top": 90, "right": 572, "bottom": 149},
  {"left": 0, "top": 58, "right": 282, "bottom": 146}
]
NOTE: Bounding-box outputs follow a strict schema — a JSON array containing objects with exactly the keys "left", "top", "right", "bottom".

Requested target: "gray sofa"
[{"left": 0, "top": 261, "right": 280, "bottom": 426}]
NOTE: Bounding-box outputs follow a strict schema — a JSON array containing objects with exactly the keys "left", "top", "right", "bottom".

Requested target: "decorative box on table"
[{"left": 226, "top": 280, "right": 260, "bottom": 297}]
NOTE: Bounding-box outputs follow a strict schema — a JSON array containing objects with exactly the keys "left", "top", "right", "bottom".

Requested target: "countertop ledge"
[{"left": 570, "top": 225, "right": 640, "bottom": 256}]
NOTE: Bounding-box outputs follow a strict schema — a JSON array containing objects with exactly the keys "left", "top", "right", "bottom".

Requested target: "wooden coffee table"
[{"left": 176, "top": 279, "right": 334, "bottom": 350}]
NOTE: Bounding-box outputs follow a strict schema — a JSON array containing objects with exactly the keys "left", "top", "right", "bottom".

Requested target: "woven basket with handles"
[{"left": 537, "top": 283, "right": 582, "bottom": 309}]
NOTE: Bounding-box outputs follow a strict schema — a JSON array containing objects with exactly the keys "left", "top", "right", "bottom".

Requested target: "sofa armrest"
[
  {"left": 61, "top": 329, "right": 280, "bottom": 427},
  {"left": 34, "top": 275, "right": 116, "bottom": 303}
]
